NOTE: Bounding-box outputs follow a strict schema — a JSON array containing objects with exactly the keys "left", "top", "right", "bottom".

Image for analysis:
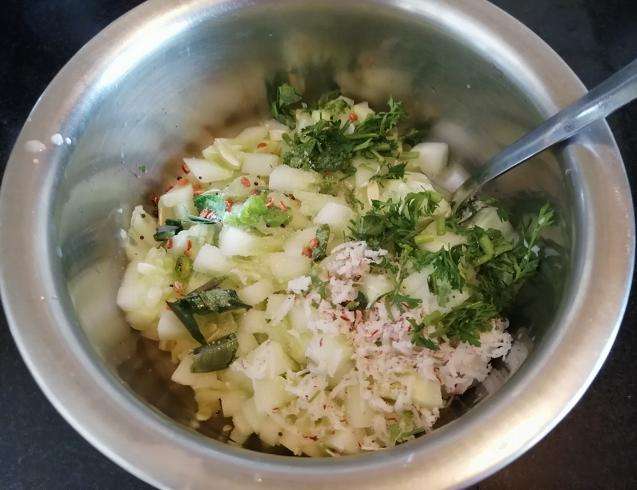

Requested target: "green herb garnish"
[
  {"left": 224, "top": 194, "right": 291, "bottom": 230},
  {"left": 348, "top": 191, "right": 441, "bottom": 251},
  {"left": 270, "top": 83, "right": 303, "bottom": 128},
  {"left": 312, "top": 225, "right": 330, "bottom": 261}
]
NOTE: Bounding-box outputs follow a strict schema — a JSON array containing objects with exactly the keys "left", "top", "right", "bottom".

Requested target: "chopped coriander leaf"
[
  {"left": 224, "top": 194, "right": 291, "bottom": 230},
  {"left": 270, "top": 83, "right": 303, "bottom": 127},
  {"left": 348, "top": 191, "right": 441, "bottom": 251},
  {"left": 277, "top": 85, "right": 412, "bottom": 176},
  {"left": 282, "top": 118, "right": 356, "bottom": 174},
  {"left": 407, "top": 319, "right": 439, "bottom": 350},
  {"left": 413, "top": 247, "right": 466, "bottom": 305},
  {"left": 371, "top": 162, "right": 407, "bottom": 182},
  {"left": 475, "top": 204, "right": 554, "bottom": 309},
  {"left": 438, "top": 300, "right": 498, "bottom": 346}
]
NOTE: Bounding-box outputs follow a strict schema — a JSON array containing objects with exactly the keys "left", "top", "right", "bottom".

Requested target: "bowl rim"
[{"left": 1, "top": 0, "right": 634, "bottom": 488}]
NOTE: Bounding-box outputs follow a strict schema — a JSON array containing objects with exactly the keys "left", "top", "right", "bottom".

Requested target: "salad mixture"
[{"left": 117, "top": 85, "right": 554, "bottom": 456}]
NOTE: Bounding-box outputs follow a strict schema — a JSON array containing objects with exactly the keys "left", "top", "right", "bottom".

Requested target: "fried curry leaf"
[
  {"left": 191, "top": 333, "right": 239, "bottom": 373},
  {"left": 168, "top": 289, "right": 248, "bottom": 345}
]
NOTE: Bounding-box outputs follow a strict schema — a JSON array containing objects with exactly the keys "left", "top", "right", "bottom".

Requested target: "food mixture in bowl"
[{"left": 116, "top": 85, "right": 554, "bottom": 456}]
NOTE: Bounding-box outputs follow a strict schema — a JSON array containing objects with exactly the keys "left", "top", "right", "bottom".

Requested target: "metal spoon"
[{"left": 452, "top": 58, "right": 637, "bottom": 209}]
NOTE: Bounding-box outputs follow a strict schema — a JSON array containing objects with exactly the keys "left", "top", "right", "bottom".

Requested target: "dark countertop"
[{"left": 1, "top": 1, "right": 635, "bottom": 488}]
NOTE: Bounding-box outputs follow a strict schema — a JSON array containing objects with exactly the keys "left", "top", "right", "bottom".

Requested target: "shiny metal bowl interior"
[{"left": 0, "top": 0, "right": 633, "bottom": 488}]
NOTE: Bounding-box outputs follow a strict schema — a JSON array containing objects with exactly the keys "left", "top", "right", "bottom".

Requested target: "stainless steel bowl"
[{"left": 1, "top": 0, "right": 633, "bottom": 488}]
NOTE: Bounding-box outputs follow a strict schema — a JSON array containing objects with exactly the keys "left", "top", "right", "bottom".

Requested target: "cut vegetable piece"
[
  {"left": 313, "top": 202, "right": 354, "bottom": 230},
  {"left": 230, "top": 410, "right": 253, "bottom": 444},
  {"left": 157, "top": 309, "right": 190, "bottom": 341},
  {"left": 218, "top": 226, "right": 283, "bottom": 256},
  {"left": 361, "top": 273, "right": 393, "bottom": 305},
  {"left": 326, "top": 429, "right": 359, "bottom": 454},
  {"left": 269, "top": 165, "right": 318, "bottom": 193},
  {"left": 352, "top": 101, "right": 374, "bottom": 121},
  {"left": 265, "top": 294, "right": 295, "bottom": 325},
  {"left": 241, "top": 152, "right": 279, "bottom": 176},
  {"left": 467, "top": 206, "right": 516, "bottom": 241},
  {"left": 294, "top": 191, "right": 341, "bottom": 217},
  {"left": 193, "top": 244, "right": 232, "bottom": 275},
  {"left": 220, "top": 390, "right": 249, "bottom": 417},
  {"left": 416, "top": 221, "right": 467, "bottom": 252},
  {"left": 202, "top": 138, "right": 243, "bottom": 168},
  {"left": 237, "top": 329, "right": 258, "bottom": 357},
  {"left": 222, "top": 175, "right": 264, "bottom": 200},
  {"left": 266, "top": 253, "right": 311, "bottom": 282},
  {"left": 407, "top": 374, "right": 444, "bottom": 409},
  {"left": 353, "top": 159, "right": 380, "bottom": 187},
  {"left": 239, "top": 340, "right": 294, "bottom": 380},
  {"left": 241, "top": 397, "right": 266, "bottom": 433},
  {"left": 306, "top": 334, "right": 353, "bottom": 379},
  {"left": 411, "top": 142, "right": 449, "bottom": 177},
  {"left": 280, "top": 429, "right": 304, "bottom": 455},
  {"left": 345, "top": 386, "right": 374, "bottom": 428},
  {"left": 184, "top": 158, "right": 234, "bottom": 184},
  {"left": 171, "top": 355, "right": 226, "bottom": 389},
  {"left": 237, "top": 279, "right": 275, "bottom": 306},
  {"left": 258, "top": 416, "right": 282, "bottom": 446},
  {"left": 253, "top": 376, "right": 295, "bottom": 413},
  {"left": 232, "top": 126, "right": 268, "bottom": 150},
  {"left": 240, "top": 309, "right": 269, "bottom": 334},
  {"left": 283, "top": 227, "right": 317, "bottom": 256},
  {"left": 159, "top": 183, "right": 194, "bottom": 210}
]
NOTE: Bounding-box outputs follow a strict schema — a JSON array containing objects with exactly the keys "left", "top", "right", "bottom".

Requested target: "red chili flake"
[
  {"left": 319, "top": 337, "right": 324, "bottom": 347},
  {"left": 184, "top": 240, "right": 192, "bottom": 256},
  {"left": 257, "top": 142, "right": 267, "bottom": 148},
  {"left": 178, "top": 178, "right": 188, "bottom": 186},
  {"left": 225, "top": 200, "right": 234, "bottom": 212},
  {"left": 309, "top": 238, "right": 319, "bottom": 249},
  {"left": 181, "top": 163, "right": 190, "bottom": 174},
  {"left": 240, "top": 176, "right": 251, "bottom": 188},
  {"left": 166, "top": 238, "right": 174, "bottom": 249},
  {"left": 278, "top": 201, "right": 288, "bottom": 211},
  {"left": 266, "top": 197, "right": 274, "bottom": 208},
  {"left": 348, "top": 112, "right": 358, "bottom": 122},
  {"left": 302, "top": 247, "right": 312, "bottom": 258},
  {"left": 340, "top": 313, "right": 350, "bottom": 321}
]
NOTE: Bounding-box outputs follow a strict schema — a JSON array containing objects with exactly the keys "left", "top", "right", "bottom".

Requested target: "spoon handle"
[{"left": 474, "top": 57, "right": 637, "bottom": 187}]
